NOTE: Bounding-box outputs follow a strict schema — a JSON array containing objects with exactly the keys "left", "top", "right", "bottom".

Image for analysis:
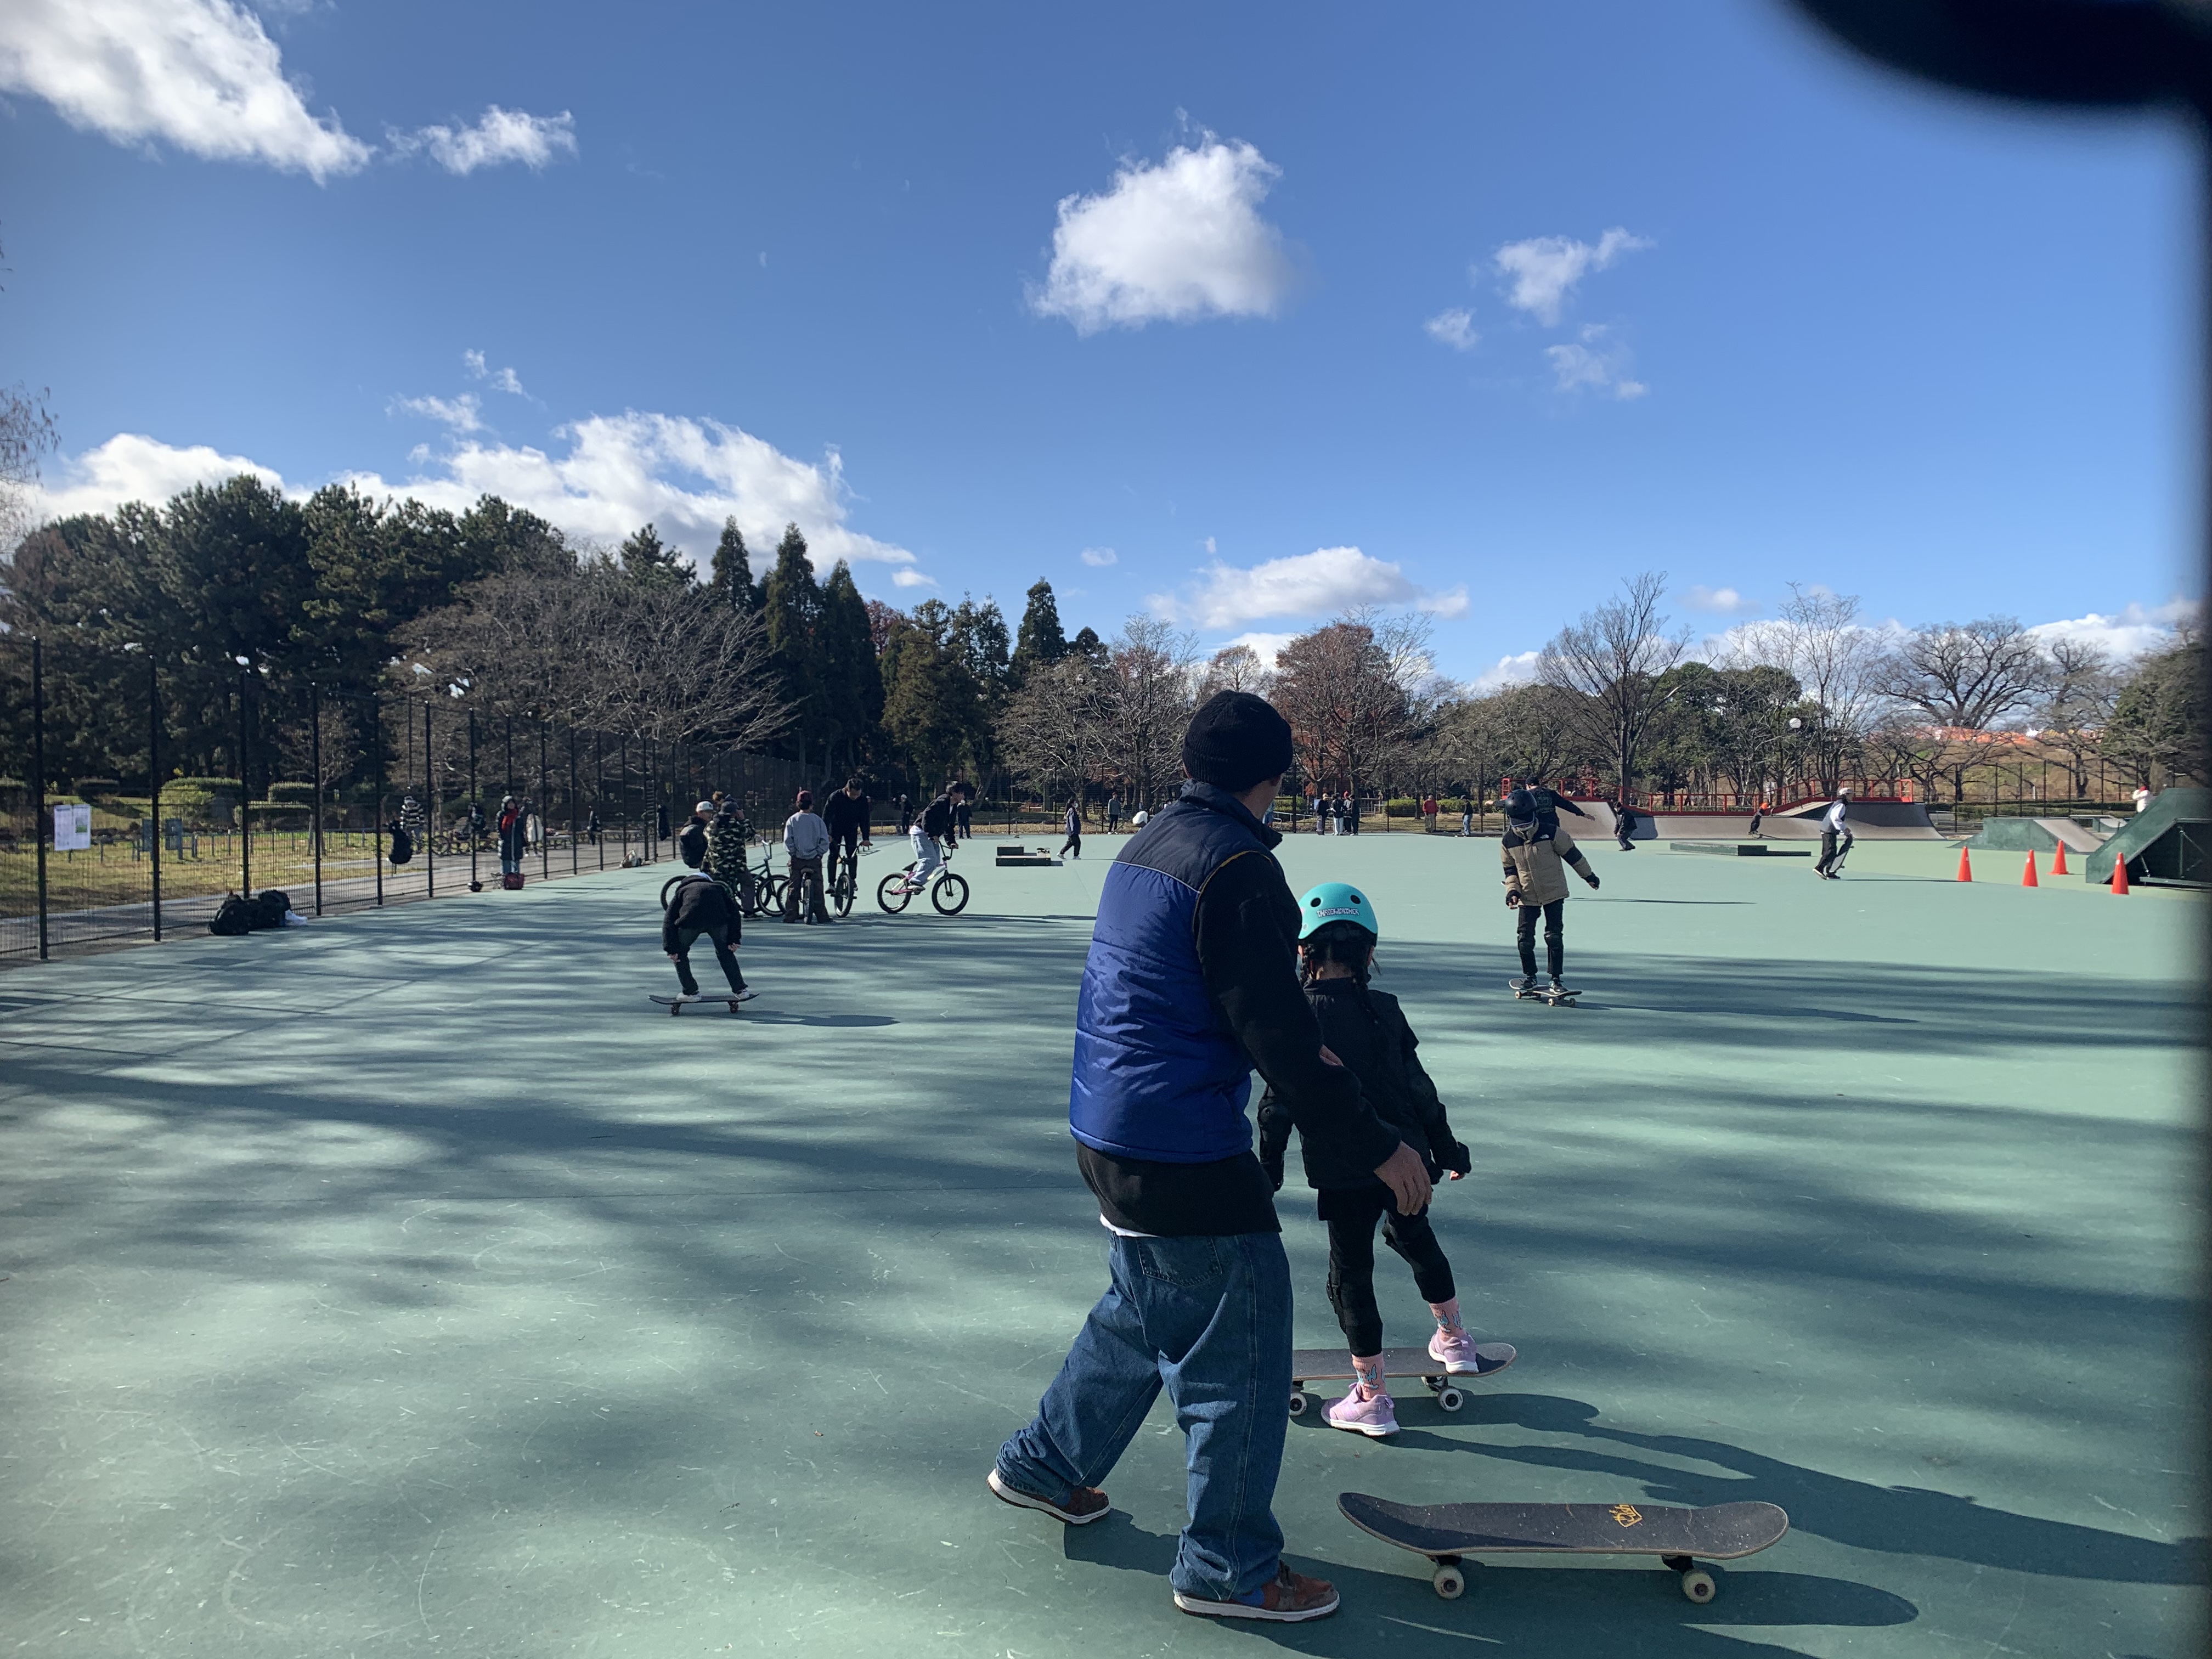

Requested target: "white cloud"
[
  {"left": 1547, "top": 324, "right": 1646, "bottom": 399},
  {"left": 2027, "top": 598, "right": 2200, "bottom": 660},
  {"left": 464, "top": 350, "right": 528, "bottom": 397},
  {"left": 28, "top": 432, "right": 285, "bottom": 521},
  {"left": 1494, "top": 227, "right": 1649, "bottom": 325},
  {"left": 0, "top": 0, "right": 373, "bottom": 180},
  {"left": 1471, "top": 650, "right": 1542, "bottom": 693},
  {"left": 1214, "top": 630, "right": 1300, "bottom": 669},
  {"left": 1683, "top": 584, "right": 1754, "bottom": 615},
  {"left": 1203, "top": 536, "right": 1217, "bottom": 554},
  {"left": 391, "top": 393, "right": 483, "bottom": 433},
  {"left": 1080, "top": 546, "right": 1118, "bottom": 567},
  {"left": 1425, "top": 308, "right": 1479, "bottom": 351},
  {"left": 29, "top": 415, "right": 921, "bottom": 577},
  {"left": 388, "top": 106, "right": 578, "bottom": 175},
  {"left": 890, "top": 568, "right": 937, "bottom": 589},
  {"left": 1152, "top": 545, "right": 1463, "bottom": 630},
  {"left": 1034, "top": 133, "right": 1293, "bottom": 332}
]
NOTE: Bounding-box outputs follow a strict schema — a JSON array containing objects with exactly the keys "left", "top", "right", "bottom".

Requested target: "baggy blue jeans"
[{"left": 996, "top": 1231, "right": 1293, "bottom": 1602}]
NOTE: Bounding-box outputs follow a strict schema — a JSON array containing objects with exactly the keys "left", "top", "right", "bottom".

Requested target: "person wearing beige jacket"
[{"left": 1499, "top": 787, "right": 1600, "bottom": 996}]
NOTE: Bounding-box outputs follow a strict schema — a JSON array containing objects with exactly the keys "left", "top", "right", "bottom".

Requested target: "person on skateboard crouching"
[
  {"left": 1257, "top": 883, "right": 1483, "bottom": 1439},
  {"left": 662, "top": 834, "right": 753, "bottom": 1004},
  {"left": 1501, "top": 785, "right": 1599, "bottom": 998},
  {"left": 989, "top": 690, "right": 1429, "bottom": 1624}
]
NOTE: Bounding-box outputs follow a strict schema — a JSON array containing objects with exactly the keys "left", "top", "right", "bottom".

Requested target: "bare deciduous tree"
[
  {"left": 1102, "top": 614, "right": 1199, "bottom": 808},
  {"left": 1721, "top": 583, "right": 1888, "bottom": 794},
  {"left": 2036, "top": 635, "right": 2120, "bottom": 795},
  {"left": 1198, "top": 642, "right": 1276, "bottom": 700},
  {"left": 996, "top": 655, "right": 1110, "bottom": 804},
  {"left": 1537, "top": 571, "right": 1686, "bottom": 798}
]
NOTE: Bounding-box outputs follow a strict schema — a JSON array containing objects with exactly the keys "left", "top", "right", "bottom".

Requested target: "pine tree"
[
  {"left": 619, "top": 522, "right": 689, "bottom": 590},
  {"left": 1069, "top": 625, "right": 1109, "bottom": 667},
  {"left": 1010, "top": 579, "right": 1068, "bottom": 684},
  {"left": 761, "top": 523, "right": 822, "bottom": 757},
  {"left": 882, "top": 599, "right": 977, "bottom": 787},
  {"left": 816, "top": 561, "right": 883, "bottom": 771},
  {"left": 709, "top": 517, "right": 757, "bottom": 612}
]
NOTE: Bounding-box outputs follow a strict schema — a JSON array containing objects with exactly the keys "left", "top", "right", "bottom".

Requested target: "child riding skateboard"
[
  {"left": 1257, "top": 883, "right": 1481, "bottom": 1440},
  {"left": 1500, "top": 787, "right": 1599, "bottom": 1000}
]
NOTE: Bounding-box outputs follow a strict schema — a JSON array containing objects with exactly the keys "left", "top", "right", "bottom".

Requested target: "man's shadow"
[
  {"left": 1339, "top": 1392, "right": 2201, "bottom": 1586},
  {"left": 1062, "top": 1510, "right": 1915, "bottom": 1656}
]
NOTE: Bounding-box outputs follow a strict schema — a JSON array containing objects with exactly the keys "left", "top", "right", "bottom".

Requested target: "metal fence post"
[
  {"left": 539, "top": 721, "right": 550, "bottom": 881},
  {"left": 372, "top": 692, "right": 385, "bottom": 909},
  {"left": 238, "top": 667, "right": 251, "bottom": 898},
  {"left": 309, "top": 680, "right": 323, "bottom": 917},
  {"left": 469, "top": 712, "right": 479, "bottom": 890},
  {"left": 569, "top": 729, "right": 579, "bottom": 876},
  {"left": 149, "top": 654, "right": 164, "bottom": 941},
  {"left": 32, "top": 637, "right": 49, "bottom": 961},
  {"left": 424, "top": 702, "right": 435, "bottom": 899}
]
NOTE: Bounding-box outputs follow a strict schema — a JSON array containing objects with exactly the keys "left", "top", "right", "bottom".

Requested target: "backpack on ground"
[
  {"left": 251, "top": 889, "right": 291, "bottom": 930},
  {"left": 388, "top": 823, "right": 414, "bottom": 866},
  {"left": 208, "top": 894, "right": 254, "bottom": 936}
]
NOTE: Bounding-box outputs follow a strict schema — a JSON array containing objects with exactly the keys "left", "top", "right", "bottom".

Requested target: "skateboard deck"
[
  {"left": 1290, "top": 1342, "right": 1516, "bottom": 1416},
  {"left": 650, "top": 994, "right": 751, "bottom": 1017},
  {"left": 1510, "top": 980, "right": 1578, "bottom": 1007},
  {"left": 1339, "top": 1492, "right": 1788, "bottom": 1602}
]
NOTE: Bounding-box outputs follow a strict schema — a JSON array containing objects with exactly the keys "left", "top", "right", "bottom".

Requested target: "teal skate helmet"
[{"left": 1297, "top": 881, "right": 1378, "bottom": 942}]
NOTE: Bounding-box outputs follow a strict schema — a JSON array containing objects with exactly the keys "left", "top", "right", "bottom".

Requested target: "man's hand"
[
  {"left": 1374, "top": 1141, "right": 1432, "bottom": 1216},
  {"left": 1505, "top": 890, "right": 1521, "bottom": 909}
]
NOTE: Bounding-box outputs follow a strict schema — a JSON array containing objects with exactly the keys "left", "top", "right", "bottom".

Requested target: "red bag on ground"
[{"left": 501, "top": 872, "right": 524, "bottom": 891}]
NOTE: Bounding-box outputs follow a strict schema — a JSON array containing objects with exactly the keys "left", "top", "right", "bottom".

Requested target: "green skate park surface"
[{"left": 1, "top": 836, "right": 2199, "bottom": 1657}]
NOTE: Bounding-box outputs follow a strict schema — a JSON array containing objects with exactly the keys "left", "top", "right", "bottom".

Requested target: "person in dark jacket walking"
[
  {"left": 662, "top": 837, "right": 753, "bottom": 1002},
  {"left": 1058, "top": 800, "right": 1082, "bottom": 859},
  {"left": 1257, "top": 884, "right": 1485, "bottom": 1440},
  {"left": 991, "top": 692, "right": 1429, "bottom": 1626},
  {"left": 677, "top": 801, "right": 713, "bottom": 873}
]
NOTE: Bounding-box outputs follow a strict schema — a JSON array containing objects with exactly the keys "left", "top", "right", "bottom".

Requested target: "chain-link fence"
[{"left": 1, "top": 637, "right": 808, "bottom": 965}]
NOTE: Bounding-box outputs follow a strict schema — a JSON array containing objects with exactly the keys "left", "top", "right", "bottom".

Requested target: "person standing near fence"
[
  {"left": 1106, "top": 793, "right": 1122, "bottom": 834},
  {"left": 496, "top": 795, "right": 526, "bottom": 881},
  {"left": 1059, "top": 800, "right": 1083, "bottom": 860}
]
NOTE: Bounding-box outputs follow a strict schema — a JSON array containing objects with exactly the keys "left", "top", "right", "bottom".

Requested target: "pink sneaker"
[
  {"left": 1428, "top": 1327, "right": 1482, "bottom": 1374},
  {"left": 1323, "top": 1385, "right": 1398, "bottom": 1438}
]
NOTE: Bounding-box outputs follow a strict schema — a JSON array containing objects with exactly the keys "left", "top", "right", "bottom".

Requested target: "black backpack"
[
  {"left": 251, "top": 889, "right": 292, "bottom": 930},
  {"left": 208, "top": 894, "right": 254, "bottom": 936},
  {"left": 388, "top": 823, "right": 414, "bottom": 866}
]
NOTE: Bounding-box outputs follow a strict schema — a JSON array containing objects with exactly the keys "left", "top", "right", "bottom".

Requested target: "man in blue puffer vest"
[{"left": 989, "top": 691, "right": 1432, "bottom": 1624}]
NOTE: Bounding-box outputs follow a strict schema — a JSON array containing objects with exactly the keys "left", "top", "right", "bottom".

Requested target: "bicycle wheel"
[
  {"left": 877, "top": 870, "right": 914, "bottom": 912},
  {"left": 762, "top": 873, "right": 788, "bottom": 912},
  {"left": 832, "top": 868, "right": 855, "bottom": 917},
  {"left": 930, "top": 871, "right": 970, "bottom": 915},
  {"left": 659, "top": 874, "right": 684, "bottom": 910}
]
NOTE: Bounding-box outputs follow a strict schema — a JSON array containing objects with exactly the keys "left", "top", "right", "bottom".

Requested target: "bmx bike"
[
  {"left": 877, "top": 843, "right": 969, "bottom": 915},
  {"left": 827, "top": 841, "right": 878, "bottom": 918}
]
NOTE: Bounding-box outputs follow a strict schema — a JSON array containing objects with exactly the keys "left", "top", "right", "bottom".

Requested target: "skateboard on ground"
[
  {"left": 649, "top": 993, "right": 753, "bottom": 1017},
  {"left": 1510, "top": 979, "right": 1578, "bottom": 1007},
  {"left": 1289, "top": 1342, "right": 1516, "bottom": 1418},
  {"left": 1338, "top": 1491, "right": 1788, "bottom": 1603}
]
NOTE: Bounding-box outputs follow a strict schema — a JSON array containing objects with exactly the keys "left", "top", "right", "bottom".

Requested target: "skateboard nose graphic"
[{"left": 1610, "top": 1504, "right": 1644, "bottom": 1527}]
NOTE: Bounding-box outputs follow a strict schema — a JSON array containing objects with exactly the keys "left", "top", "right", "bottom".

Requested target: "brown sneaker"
[
  {"left": 986, "top": 1466, "right": 1110, "bottom": 1525},
  {"left": 1174, "top": 1565, "right": 1340, "bottom": 1622}
]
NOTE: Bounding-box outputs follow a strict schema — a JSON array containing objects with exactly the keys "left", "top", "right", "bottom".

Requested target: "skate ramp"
[
  {"left": 1967, "top": 816, "right": 2110, "bottom": 856},
  {"left": 1766, "top": 799, "right": 1943, "bottom": 840},
  {"left": 2086, "top": 788, "right": 2212, "bottom": 887}
]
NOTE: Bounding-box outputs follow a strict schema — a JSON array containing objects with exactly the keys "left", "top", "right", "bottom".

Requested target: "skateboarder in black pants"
[
  {"left": 1613, "top": 795, "right": 1638, "bottom": 851},
  {"left": 1500, "top": 787, "right": 1598, "bottom": 997},
  {"left": 1257, "top": 883, "right": 1475, "bottom": 1441},
  {"left": 1059, "top": 800, "right": 1082, "bottom": 859},
  {"left": 663, "top": 841, "right": 753, "bottom": 1002}
]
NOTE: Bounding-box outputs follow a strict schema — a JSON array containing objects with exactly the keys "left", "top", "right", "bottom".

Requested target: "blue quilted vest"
[{"left": 1069, "top": 784, "right": 1279, "bottom": 1163}]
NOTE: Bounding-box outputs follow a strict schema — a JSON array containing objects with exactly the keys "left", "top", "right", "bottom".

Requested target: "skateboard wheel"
[
  {"left": 1431, "top": 1563, "right": 1466, "bottom": 1599},
  {"left": 1436, "top": 1386, "right": 1465, "bottom": 1413},
  {"left": 1288, "top": 1390, "right": 1310, "bottom": 1417},
  {"left": 1678, "top": 1569, "right": 1715, "bottom": 1604},
  {"left": 668, "top": 1003, "right": 681, "bottom": 1016}
]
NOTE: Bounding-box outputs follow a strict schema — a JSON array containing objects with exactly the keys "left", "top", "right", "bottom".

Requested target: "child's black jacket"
[{"left": 1257, "top": 978, "right": 1470, "bottom": 1189}]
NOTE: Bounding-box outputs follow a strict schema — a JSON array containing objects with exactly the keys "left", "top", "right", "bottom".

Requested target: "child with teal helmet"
[{"left": 1259, "top": 882, "right": 1508, "bottom": 1441}]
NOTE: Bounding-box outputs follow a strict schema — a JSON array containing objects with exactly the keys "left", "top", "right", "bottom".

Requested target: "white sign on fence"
[{"left": 53, "top": 802, "right": 92, "bottom": 852}]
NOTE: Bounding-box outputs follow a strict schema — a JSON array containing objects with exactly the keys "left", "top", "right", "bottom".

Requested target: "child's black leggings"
[{"left": 1323, "top": 1187, "right": 1456, "bottom": 1357}]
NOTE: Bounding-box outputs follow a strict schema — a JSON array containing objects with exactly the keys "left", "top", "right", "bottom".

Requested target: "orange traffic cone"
[
  {"left": 2022, "top": 851, "right": 2039, "bottom": 888},
  {"left": 2050, "top": 841, "right": 2069, "bottom": 876},
  {"left": 1956, "top": 845, "right": 1972, "bottom": 882},
  {"left": 2111, "top": 854, "right": 2129, "bottom": 896}
]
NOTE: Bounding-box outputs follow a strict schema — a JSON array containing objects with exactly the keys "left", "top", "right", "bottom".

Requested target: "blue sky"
[{"left": 1, "top": 0, "right": 2198, "bottom": 680}]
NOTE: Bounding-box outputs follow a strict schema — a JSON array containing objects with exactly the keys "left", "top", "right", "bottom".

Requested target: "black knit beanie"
[{"left": 1182, "top": 691, "right": 1294, "bottom": 791}]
